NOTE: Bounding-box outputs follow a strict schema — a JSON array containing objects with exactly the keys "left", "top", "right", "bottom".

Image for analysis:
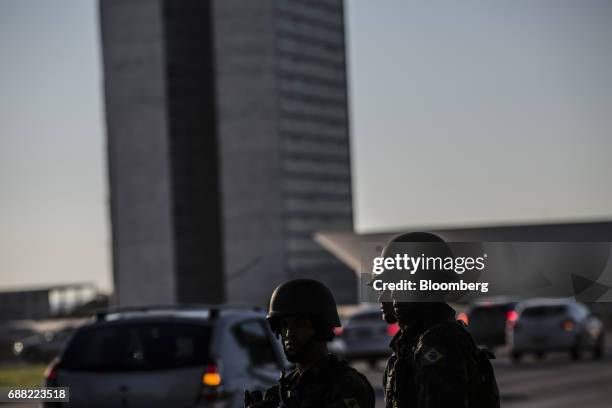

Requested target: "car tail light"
[
  {"left": 198, "top": 363, "right": 224, "bottom": 403},
  {"left": 562, "top": 319, "right": 575, "bottom": 332},
  {"left": 202, "top": 364, "right": 221, "bottom": 387},
  {"left": 333, "top": 327, "right": 344, "bottom": 337},
  {"left": 506, "top": 310, "right": 519, "bottom": 322},
  {"left": 387, "top": 323, "right": 400, "bottom": 337},
  {"left": 457, "top": 312, "right": 469, "bottom": 326},
  {"left": 44, "top": 357, "right": 59, "bottom": 386},
  {"left": 506, "top": 310, "right": 519, "bottom": 330}
]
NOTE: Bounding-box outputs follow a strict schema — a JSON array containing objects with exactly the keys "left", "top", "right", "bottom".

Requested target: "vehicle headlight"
[{"left": 13, "top": 342, "right": 23, "bottom": 355}]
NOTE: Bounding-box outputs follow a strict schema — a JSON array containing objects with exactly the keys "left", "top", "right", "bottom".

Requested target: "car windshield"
[
  {"left": 521, "top": 305, "right": 567, "bottom": 318},
  {"left": 60, "top": 322, "right": 212, "bottom": 371}
]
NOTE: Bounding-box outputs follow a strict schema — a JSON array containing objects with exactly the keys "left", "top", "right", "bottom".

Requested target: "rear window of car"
[
  {"left": 521, "top": 305, "right": 567, "bottom": 318},
  {"left": 231, "top": 320, "right": 280, "bottom": 369},
  {"left": 470, "top": 304, "right": 515, "bottom": 319},
  {"left": 349, "top": 311, "right": 382, "bottom": 323},
  {"left": 60, "top": 322, "right": 211, "bottom": 371}
]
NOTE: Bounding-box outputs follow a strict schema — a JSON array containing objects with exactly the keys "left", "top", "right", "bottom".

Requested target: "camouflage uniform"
[
  {"left": 383, "top": 304, "right": 499, "bottom": 408},
  {"left": 254, "top": 354, "right": 375, "bottom": 408}
]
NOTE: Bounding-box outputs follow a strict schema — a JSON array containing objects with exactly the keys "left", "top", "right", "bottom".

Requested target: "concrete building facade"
[{"left": 100, "top": 0, "right": 354, "bottom": 306}]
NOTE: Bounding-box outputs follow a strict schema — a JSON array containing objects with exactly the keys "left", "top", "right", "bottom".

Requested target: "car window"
[
  {"left": 470, "top": 304, "right": 512, "bottom": 319},
  {"left": 521, "top": 305, "right": 567, "bottom": 318},
  {"left": 349, "top": 311, "right": 383, "bottom": 322},
  {"left": 60, "top": 322, "right": 211, "bottom": 371},
  {"left": 231, "top": 320, "right": 279, "bottom": 369}
]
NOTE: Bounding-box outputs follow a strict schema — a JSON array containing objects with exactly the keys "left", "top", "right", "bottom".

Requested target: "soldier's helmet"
[
  {"left": 378, "top": 232, "right": 456, "bottom": 303},
  {"left": 267, "top": 279, "right": 341, "bottom": 332},
  {"left": 381, "top": 232, "right": 449, "bottom": 255}
]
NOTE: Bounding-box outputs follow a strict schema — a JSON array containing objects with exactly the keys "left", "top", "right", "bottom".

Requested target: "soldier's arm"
[{"left": 413, "top": 331, "right": 470, "bottom": 408}]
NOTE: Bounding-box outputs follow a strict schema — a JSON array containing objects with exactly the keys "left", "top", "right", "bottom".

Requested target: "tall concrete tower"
[{"left": 101, "top": 0, "right": 354, "bottom": 306}]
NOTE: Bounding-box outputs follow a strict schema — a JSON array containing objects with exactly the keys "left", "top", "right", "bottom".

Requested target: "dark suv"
[
  {"left": 466, "top": 299, "right": 518, "bottom": 349},
  {"left": 44, "top": 305, "right": 289, "bottom": 408}
]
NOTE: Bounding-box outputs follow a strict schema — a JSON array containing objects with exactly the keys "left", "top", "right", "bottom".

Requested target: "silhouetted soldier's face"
[
  {"left": 378, "top": 289, "right": 397, "bottom": 324},
  {"left": 276, "top": 315, "right": 317, "bottom": 363}
]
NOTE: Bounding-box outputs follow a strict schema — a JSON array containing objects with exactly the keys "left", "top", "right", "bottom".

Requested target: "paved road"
[
  {"left": 493, "top": 351, "right": 612, "bottom": 408},
  {"left": 353, "top": 346, "right": 612, "bottom": 408},
  {"left": 4, "top": 346, "right": 611, "bottom": 407}
]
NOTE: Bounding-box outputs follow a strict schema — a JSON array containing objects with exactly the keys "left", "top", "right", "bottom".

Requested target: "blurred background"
[{"left": 1, "top": 0, "right": 612, "bottom": 407}]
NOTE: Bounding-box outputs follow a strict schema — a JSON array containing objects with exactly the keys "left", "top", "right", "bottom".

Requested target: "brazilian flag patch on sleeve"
[
  {"left": 344, "top": 398, "right": 360, "bottom": 408},
  {"left": 422, "top": 347, "right": 444, "bottom": 364}
]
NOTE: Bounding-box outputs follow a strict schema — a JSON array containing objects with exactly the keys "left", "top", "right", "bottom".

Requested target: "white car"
[
  {"left": 507, "top": 299, "right": 604, "bottom": 363},
  {"left": 330, "top": 306, "right": 397, "bottom": 367},
  {"left": 44, "top": 305, "right": 289, "bottom": 408}
]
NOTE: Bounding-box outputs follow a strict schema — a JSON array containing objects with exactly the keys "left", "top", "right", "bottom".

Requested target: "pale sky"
[{"left": 1, "top": 0, "right": 612, "bottom": 292}]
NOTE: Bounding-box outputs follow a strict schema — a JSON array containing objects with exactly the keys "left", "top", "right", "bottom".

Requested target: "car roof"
[
  {"left": 76, "top": 305, "right": 266, "bottom": 329},
  {"left": 517, "top": 298, "right": 577, "bottom": 310},
  {"left": 470, "top": 298, "right": 518, "bottom": 309},
  {"left": 472, "top": 296, "right": 517, "bottom": 305}
]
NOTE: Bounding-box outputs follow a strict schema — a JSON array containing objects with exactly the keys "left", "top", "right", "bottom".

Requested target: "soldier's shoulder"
[
  {"left": 330, "top": 360, "right": 375, "bottom": 407},
  {"left": 415, "top": 321, "right": 475, "bottom": 366},
  {"left": 325, "top": 359, "right": 370, "bottom": 392},
  {"left": 345, "top": 365, "right": 372, "bottom": 385},
  {"left": 420, "top": 321, "right": 470, "bottom": 346}
]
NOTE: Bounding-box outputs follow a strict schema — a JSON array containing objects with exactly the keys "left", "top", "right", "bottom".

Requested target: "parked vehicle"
[
  {"left": 44, "top": 305, "right": 289, "bottom": 408},
  {"left": 13, "top": 326, "right": 75, "bottom": 362},
  {"left": 465, "top": 299, "right": 518, "bottom": 349},
  {"left": 331, "top": 306, "right": 397, "bottom": 367},
  {"left": 507, "top": 299, "right": 605, "bottom": 363},
  {"left": 0, "top": 321, "right": 37, "bottom": 361}
]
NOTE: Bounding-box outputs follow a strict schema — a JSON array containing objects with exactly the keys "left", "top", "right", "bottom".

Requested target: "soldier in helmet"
[
  {"left": 244, "top": 278, "right": 375, "bottom": 408},
  {"left": 378, "top": 232, "right": 500, "bottom": 408}
]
